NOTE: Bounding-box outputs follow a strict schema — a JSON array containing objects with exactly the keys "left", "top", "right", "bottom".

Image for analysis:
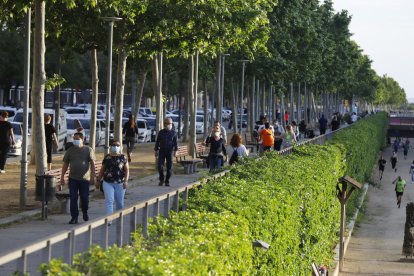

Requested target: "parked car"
[
  {"left": 8, "top": 122, "right": 31, "bottom": 156},
  {"left": 195, "top": 115, "right": 204, "bottom": 134},
  {"left": 65, "top": 106, "right": 105, "bottom": 119},
  {"left": 139, "top": 107, "right": 155, "bottom": 118},
  {"left": 144, "top": 117, "right": 157, "bottom": 142},
  {"left": 137, "top": 119, "right": 152, "bottom": 143},
  {"left": 0, "top": 106, "right": 18, "bottom": 121},
  {"left": 66, "top": 117, "right": 106, "bottom": 146}
]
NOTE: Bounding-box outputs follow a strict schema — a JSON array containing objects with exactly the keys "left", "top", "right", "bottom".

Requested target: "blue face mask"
[
  {"left": 111, "top": 146, "right": 120, "bottom": 154},
  {"left": 73, "top": 140, "right": 81, "bottom": 147}
]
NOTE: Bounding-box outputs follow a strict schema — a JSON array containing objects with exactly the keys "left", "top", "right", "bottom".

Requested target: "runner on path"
[
  {"left": 378, "top": 155, "right": 386, "bottom": 180},
  {"left": 392, "top": 176, "right": 406, "bottom": 208},
  {"left": 390, "top": 151, "right": 398, "bottom": 172}
]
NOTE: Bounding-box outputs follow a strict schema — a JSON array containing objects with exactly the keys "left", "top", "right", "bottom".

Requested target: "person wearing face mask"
[
  {"left": 60, "top": 132, "right": 96, "bottom": 224},
  {"left": 97, "top": 141, "right": 129, "bottom": 218},
  {"left": 208, "top": 130, "right": 227, "bottom": 172},
  {"left": 154, "top": 118, "right": 178, "bottom": 186}
]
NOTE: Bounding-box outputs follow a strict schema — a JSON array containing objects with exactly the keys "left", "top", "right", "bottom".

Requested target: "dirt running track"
[{"left": 341, "top": 142, "right": 414, "bottom": 275}]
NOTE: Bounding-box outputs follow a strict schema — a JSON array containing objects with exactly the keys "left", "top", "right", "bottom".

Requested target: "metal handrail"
[{"left": 0, "top": 124, "right": 348, "bottom": 274}]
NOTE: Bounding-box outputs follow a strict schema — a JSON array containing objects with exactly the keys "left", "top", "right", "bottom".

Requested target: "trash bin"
[{"left": 35, "top": 175, "right": 56, "bottom": 202}]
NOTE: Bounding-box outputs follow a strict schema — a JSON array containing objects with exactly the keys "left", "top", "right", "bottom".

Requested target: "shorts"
[{"left": 396, "top": 191, "right": 403, "bottom": 197}]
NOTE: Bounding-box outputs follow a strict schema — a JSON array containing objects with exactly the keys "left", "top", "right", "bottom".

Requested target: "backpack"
[{"left": 229, "top": 147, "right": 239, "bottom": 165}]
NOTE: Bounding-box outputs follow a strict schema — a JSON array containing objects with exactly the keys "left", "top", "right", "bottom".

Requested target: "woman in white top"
[{"left": 229, "top": 133, "right": 249, "bottom": 165}]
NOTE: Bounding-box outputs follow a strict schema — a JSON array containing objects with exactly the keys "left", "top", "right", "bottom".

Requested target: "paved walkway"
[
  {"left": 0, "top": 169, "right": 204, "bottom": 275},
  {"left": 340, "top": 141, "right": 414, "bottom": 275}
]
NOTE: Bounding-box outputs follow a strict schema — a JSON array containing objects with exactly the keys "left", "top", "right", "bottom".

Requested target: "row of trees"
[{"left": 0, "top": 0, "right": 406, "bottom": 178}]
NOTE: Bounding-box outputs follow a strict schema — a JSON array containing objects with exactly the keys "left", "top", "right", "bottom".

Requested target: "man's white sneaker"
[{"left": 0, "top": 170, "right": 5, "bottom": 174}]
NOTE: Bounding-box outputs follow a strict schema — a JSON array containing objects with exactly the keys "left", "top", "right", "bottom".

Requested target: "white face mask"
[
  {"left": 111, "top": 146, "right": 121, "bottom": 154},
  {"left": 166, "top": 124, "right": 172, "bottom": 130}
]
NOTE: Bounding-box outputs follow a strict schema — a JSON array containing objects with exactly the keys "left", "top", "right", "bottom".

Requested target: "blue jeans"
[
  {"left": 209, "top": 155, "right": 223, "bottom": 172},
  {"left": 102, "top": 181, "right": 126, "bottom": 214},
  {"left": 158, "top": 150, "right": 173, "bottom": 183},
  {"left": 68, "top": 178, "right": 90, "bottom": 218}
]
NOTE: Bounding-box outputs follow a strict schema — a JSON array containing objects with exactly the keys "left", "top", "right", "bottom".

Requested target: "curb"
[{"left": 330, "top": 183, "right": 369, "bottom": 276}]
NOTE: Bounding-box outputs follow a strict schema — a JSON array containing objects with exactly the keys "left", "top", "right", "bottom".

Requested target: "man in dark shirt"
[
  {"left": 0, "top": 111, "right": 15, "bottom": 173},
  {"left": 44, "top": 114, "right": 58, "bottom": 171},
  {"left": 154, "top": 118, "right": 178, "bottom": 186},
  {"left": 318, "top": 114, "right": 328, "bottom": 135}
]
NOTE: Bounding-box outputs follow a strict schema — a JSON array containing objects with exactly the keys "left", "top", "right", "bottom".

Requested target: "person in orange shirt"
[
  {"left": 284, "top": 111, "right": 289, "bottom": 125},
  {"left": 259, "top": 122, "right": 274, "bottom": 152}
]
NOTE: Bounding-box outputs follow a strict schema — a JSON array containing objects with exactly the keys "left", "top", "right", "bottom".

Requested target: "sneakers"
[
  {"left": 165, "top": 182, "right": 170, "bottom": 187},
  {"left": 0, "top": 170, "right": 5, "bottom": 174},
  {"left": 159, "top": 180, "right": 164, "bottom": 186},
  {"left": 69, "top": 217, "right": 78, "bottom": 224}
]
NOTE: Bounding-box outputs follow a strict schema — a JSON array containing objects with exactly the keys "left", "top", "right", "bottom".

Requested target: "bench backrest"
[
  {"left": 46, "top": 160, "right": 103, "bottom": 183},
  {"left": 194, "top": 142, "right": 207, "bottom": 157},
  {"left": 245, "top": 133, "right": 257, "bottom": 144}
]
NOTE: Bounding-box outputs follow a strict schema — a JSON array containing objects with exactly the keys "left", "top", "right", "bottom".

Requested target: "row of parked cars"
[{"left": 1, "top": 104, "right": 232, "bottom": 157}]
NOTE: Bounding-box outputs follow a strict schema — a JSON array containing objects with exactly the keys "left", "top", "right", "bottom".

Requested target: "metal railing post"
[{"left": 142, "top": 203, "right": 149, "bottom": 238}]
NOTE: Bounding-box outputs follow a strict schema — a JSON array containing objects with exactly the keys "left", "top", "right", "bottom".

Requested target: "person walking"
[
  {"left": 284, "top": 111, "right": 289, "bottom": 125},
  {"left": 378, "top": 155, "right": 386, "bottom": 180},
  {"left": 60, "top": 132, "right": 96, "bottom": 224},
  {"left": 393, "top": 176, "right": 406, "bottom": 208},
  {"left": 44, "top": 114, "right": 58, "bottom": 171},
  {"left": 331, "top": 113, "right": 340, "bottom": 131},
  {"left": 277, "top": 125, "right": 297, "bottom": 150},
  {"left": 154, "top": 118, "right": 178, "bottom": 186},
  {"left": 208, "top": 129, "right": 227, "bottom": 172},
  {"left": 390, "top": 151, "right": 398, "bottom": 172},
  {"left": 393, "top": 139, "right": 400, "bottom": 153},
  {"left": 409, "top": 161, "right": 414, "bottom": 184},
  {"left": 205, "top": 121, "right": 227, "bottom": 145},
  {"left": 403, "top": 139, "right": 410, "bottom": 160},
  {"left": 0, "top": 111, "right": 15, "bottom": 174},
  {"left": 259, "top": 122, "right": 274, "bottom": 152},
  {"left": 228, "top": 133, "right": 249, "bottom": 165},
  {"left": 318, "top": 114, "right": 328, "bottom": 135},
  {"left": 97, "top": 140, "right": 129, "bottom": 220},
  {"left": 123, "top": 114, "right": 138, "bottom": 163}
]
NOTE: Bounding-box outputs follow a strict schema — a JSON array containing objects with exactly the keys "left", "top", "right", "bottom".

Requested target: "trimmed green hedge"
[{"left": 41, "top": 113, "right": 387, "bottom": 275}]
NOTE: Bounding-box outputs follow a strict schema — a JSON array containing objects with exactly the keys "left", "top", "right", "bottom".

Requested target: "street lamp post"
[
  {"left": 20, "top": 8, "right": 31, "bottom": 207},
  {"left": 102, "top": 17, "right": 122, "bottom": 155},
  {"left": 239, "top": 60, "right": 249, "bottom": 134}
]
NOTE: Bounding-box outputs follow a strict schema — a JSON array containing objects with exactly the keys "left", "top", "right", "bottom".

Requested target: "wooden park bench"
[
  {"left": 46, "top": 160, "right": 102, "bottom": 213},
  {"left": 175, "top": 145, "right": 203, "bottom": 174},
  {"left": 194, "top": 142, "right": 209, "bottom": 167},
  {"left": 244, "top": 132, "right": 258, "bottom": 153}
]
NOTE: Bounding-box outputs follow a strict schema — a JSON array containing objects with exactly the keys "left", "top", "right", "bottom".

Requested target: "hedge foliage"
[{"left": 41, "top": 113, "right": 387, "bottom": 275}]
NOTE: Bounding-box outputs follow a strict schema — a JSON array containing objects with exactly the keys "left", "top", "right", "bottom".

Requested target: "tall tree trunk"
[
  {"left": 188, "top": 55, "right": 195, "bottom": 156},
  {"left": 133, "top": 71, "right": 147, "bottom": 118},
  {"left": 152, "top": 54, "right": 162, "bottom": 133},
  {"left": 89, "top": 48, "right": 99, "bottom": 150},
  {"left": 189, "top": 52, "right": 199, "bottom": 158},
  {"left": 215, "top": 55, "right": 222, "bottom": 123},
  {"left": 231, "top": 78, "right": 238, "bottom": 133},
  {"left": 53, "top": 48, "right": 61, "bottom": 150},
  {"left": 31, "top": 0, "right": 47, "bottom": 175},
  {"left": 203, "top": 78, "right": 209, "bottom": 135},
  {"left": 289, "top": 82, "right": 294, "bottom": 124},
  {"left": 113, "top": 47, "right": 128, "bottom": 145},
  {"left": 297, "top": 82, "right": 301, "bottom": 122}
]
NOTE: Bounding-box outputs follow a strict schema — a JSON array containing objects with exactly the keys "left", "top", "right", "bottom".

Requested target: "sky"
[{"left": 332, "top": 0, "right": 414, "bottom": 101}]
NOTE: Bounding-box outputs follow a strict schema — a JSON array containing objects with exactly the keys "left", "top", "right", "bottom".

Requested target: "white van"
[
  {"left": 13, "top": 108, "right": 68, "bottom": 151},
  {"left": 64, "top": 106, "right": 105, "bottom": 119}
]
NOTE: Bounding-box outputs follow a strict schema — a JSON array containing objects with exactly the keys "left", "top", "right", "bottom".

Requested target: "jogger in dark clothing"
[
  {"left": 0, "top": 111, "right": 15, "bottom": 173},
  {"left": 378, "top": 155, "right": 386, "bottom": 180},
  {"left": 390, "top": 151, "right": 398, "bottom": 172}
]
